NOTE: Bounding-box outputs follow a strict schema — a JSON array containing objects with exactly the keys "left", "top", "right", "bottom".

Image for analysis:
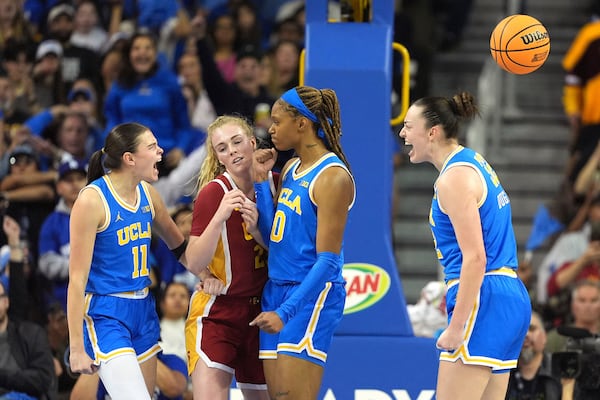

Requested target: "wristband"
[{"left": 171, "top": 239, "right": 187, "bottom": 260}]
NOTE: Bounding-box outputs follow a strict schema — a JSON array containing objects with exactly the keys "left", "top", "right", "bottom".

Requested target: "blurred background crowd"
[{"left": 2, "top": 0, "right": 600, "bottom": 399}]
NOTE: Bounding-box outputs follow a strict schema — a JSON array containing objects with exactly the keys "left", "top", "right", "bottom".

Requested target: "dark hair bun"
[{"left": 452, "top": 92, "right": 479, "bottom": 119}]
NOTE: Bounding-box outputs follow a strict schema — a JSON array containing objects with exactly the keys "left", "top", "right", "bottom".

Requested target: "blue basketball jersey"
[
  {"left": 430, "top": 146, "right": 518, "bottom": 281},
  {"left": 84, "top": 176, "right": 155, "bottom": 294},
  {"left": 268, "top": 153, "right": 354, "bottom": 283}
]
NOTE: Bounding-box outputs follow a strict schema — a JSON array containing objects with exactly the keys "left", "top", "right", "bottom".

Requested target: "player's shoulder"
[
  {"left": 197, "top": 176, "right": 228, "bottom": 200},
  {"left": 77, "top": 184, "right": 105, "bottom": 207},
  {"left": 318, "top": 163, "right": 352, "bottom": 184},
  {"left": 437, "top": 165, "right": 480, "bottom": 195},
  {"left": 210, "top": 174, "right": 233, "bottom": 191}
]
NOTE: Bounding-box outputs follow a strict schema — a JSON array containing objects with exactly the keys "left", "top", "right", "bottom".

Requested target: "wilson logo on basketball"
[
  {"left": 520, "top": 30, "right": 549, "bottom": 45},
  {"left": 342, "top": 263, "right": 391, "bottom": 315}
]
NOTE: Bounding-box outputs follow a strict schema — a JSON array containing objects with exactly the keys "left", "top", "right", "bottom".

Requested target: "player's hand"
[
  {"left": 249, "top": 311, "right": 284, "bottom": 334},
  {"left": 200, "top": 275, "right": 225, "bottom": 296},
  {"left": 69, "top": 348, "right": 99, "bottom": 375},
  {"left": 239, "top": 197, "right": 258, "bottom": 232},
  {"left": 215, "top": 189, "right": 246, "bottom": 222},
  {"left": 253, "top": 148, "right": 276, "bottom": 181},
  {"left": 435, "top": 325, "right": 464, "bottom": 352}
]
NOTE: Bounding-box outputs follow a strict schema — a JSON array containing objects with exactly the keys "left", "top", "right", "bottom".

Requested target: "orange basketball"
[{"left": 489, "top": 14, "right": 550, "bottom": 74}]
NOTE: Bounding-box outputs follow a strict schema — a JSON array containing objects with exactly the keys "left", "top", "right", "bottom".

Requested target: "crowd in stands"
[
  {"left": 7, "top": 0, "right": 600, "bottom": 398},
  {"left": 0, "top": 0, "right": 311, "bottom": 398}
]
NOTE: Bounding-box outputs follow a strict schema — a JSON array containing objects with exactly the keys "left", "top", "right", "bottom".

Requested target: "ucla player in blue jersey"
[
  {"left": 399, "top": 92, "right": 531, "bottom": 399},
  {"left": 250, "top": 86, "right": 355, "bottom": 400},
  {"left": 67, "top": 123, "right": 188, "bottom": 400}
]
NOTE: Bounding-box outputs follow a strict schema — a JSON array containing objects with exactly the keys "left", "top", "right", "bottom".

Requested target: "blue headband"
[{"left": 280, "top": 87, "right": 330, "bottom": 146}]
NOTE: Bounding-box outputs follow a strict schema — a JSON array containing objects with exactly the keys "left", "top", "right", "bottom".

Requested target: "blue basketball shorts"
[
  {"left": 259, "top": 280, "right": 346, "bottom": 367},
  {"left": 83, "top": 290, "right": 161, "bottom": 364},
  {"left": 440, "top": 272, "right": 531, "bottom": 372}
]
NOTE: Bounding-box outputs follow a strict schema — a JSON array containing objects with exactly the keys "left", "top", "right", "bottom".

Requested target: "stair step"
[
  {"left": 491, "top": 144, "right": 569, "bottom": 168},
  {"left": 395, "top": 193, "right": 432, "bottom": 217},
  {"left": 395, "top": 246, "right": 439, "bottom": 274},
  {"left": 500, "top": 112, "right": 568, "bottom": 126},
  {"left": 430, "top": 53, "right": 486, "bottom": 70},
  {"left": 496, "top": 169, "right": 563, "bottom": 192},
  {"left": 393, "top": 220, "right": 432, "bottom": 245},
  {"left": 395, "top": 188, "right": 560, "bottom": 225},
  {"left": 500, "top": 121, "right": 569, "bottom": 143},
  {"left": 400, "top": 277, "right": 438, "bottom": 305},
  {"left": 509, "top": 195, "right": 560, "bottom": 221},
  {"left": 393, "top": 215, "right": 545, "bottom": 257},
  {"left": 394, "top": 165, "right": 438, "bottom": 191}
]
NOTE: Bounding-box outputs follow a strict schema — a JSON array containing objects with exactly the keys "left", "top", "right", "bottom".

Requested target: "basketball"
[{"left": 489, "top": 14, "right": 550, "bottom": 74}]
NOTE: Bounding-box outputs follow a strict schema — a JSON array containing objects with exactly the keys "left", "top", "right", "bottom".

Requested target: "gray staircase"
[{"left": 394, "top": 0, "right": 590, "bottom": 303}]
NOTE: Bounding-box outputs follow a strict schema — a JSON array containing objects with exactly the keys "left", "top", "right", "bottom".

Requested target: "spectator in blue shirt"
[{"left": 103, "top": 30, "right": 205, "bottom": 176}]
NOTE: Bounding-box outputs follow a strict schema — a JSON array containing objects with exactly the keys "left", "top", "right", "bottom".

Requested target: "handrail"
[
  {"left": 299, "top": 48, "right": 306, "bottom": 86},
  {"left": 391, "top": 42, "right": 410, "bottom": 125}
]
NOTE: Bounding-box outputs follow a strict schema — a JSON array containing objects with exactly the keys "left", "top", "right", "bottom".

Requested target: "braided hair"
[{"left": 279, "top": 86, "right": 351, "bottom": 170}]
